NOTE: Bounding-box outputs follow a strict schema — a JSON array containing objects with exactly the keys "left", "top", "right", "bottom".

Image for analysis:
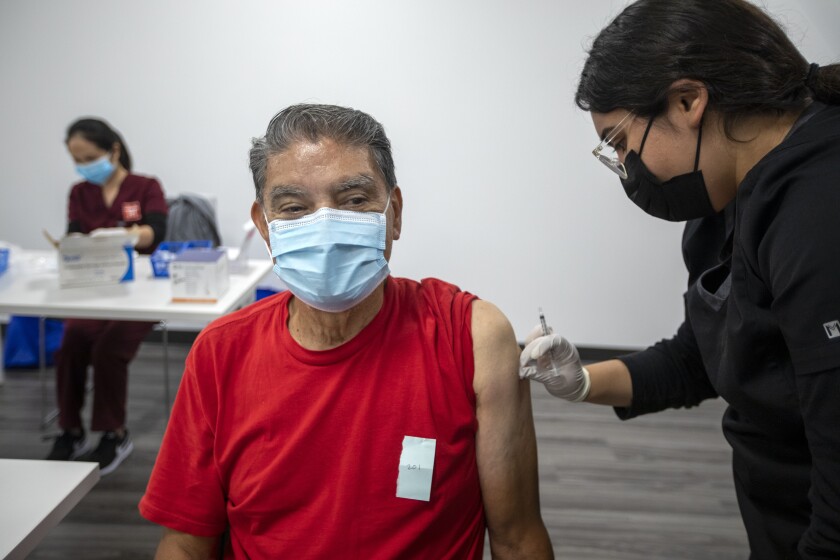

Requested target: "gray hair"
[{"left": 249, "top": 104, "right": 397, "bottom": 204}]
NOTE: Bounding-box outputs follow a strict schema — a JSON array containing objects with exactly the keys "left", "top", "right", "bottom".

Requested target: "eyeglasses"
[{"left": 592, "top": 112, "right": 635, "bottom": 179}]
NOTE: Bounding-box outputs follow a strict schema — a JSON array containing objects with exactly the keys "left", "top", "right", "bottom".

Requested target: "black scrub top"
[{"left": 618, "top": 102, "right": 840, "bottom": 560}]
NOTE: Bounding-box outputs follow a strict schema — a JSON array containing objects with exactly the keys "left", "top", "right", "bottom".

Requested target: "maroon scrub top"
[{"left": 67, "top": 174, "right": 168, "bottom": 254}]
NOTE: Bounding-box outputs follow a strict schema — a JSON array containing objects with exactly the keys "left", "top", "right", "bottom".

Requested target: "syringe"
[{"left": 539, "top": 307, "right": 548, "bottom": 336}]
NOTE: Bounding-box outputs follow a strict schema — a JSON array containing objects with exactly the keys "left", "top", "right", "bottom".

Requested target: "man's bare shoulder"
[
  {"left": 470, "top": 299, "right": 520, "bottom": 395},
  {"left": 471, "top": 299, "right": 515, "bottom": 342}
]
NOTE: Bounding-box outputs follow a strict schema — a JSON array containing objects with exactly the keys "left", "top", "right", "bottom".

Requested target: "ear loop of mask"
[
  {"left": 638, "top": 115, "right": 703, "bottom": 171},
  {"left": 638, "top": 116, "right": 656, "bottom": 158},
  {"left": 693, "top": 120, "right": 703, "bottom": 172},
  {"left": 262, "top": 208, "right": 273, "bottom": 260}
]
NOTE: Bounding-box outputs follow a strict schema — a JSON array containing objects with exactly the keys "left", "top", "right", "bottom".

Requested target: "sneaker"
[
  {"left": 46, "top": 431, "right": 91, "bottom": 461},
  {"left": 77, "top": 430, "right": 134, "bottom": 476}
]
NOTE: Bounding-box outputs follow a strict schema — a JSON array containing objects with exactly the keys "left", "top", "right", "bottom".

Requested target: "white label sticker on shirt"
[{"left": 396, "top": 436, "right": 436, "bottom": 501}]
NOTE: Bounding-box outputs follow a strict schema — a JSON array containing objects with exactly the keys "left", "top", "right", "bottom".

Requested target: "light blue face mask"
[
  {"left": 266, "top": 199, "right": 391, "bottom": 313},
  {"left": 76, "top": 154, "right": 116, "bottom": 185}
]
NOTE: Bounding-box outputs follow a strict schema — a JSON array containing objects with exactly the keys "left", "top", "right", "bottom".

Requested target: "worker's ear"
[
  {"left": 665, "top": 79, "right": 708, "bottom": 130},
  {"left": 111, "top": 142, "right": 122, "bottom": 165}
]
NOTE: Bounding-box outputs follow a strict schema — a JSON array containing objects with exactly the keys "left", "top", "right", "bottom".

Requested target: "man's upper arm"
[
  {"left": 155, "top": 527, "right": 218, "bottom": 560},
  {"left": 139, "top": 344, "right": 228, "bottom": 535},
  {"left": 471, "top": 299, "right": 553, "bottom": 559}
]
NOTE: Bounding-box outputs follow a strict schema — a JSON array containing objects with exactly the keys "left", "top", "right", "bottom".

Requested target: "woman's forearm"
[
  {"left": 131, "top": 224, "right": 155, "bottom": 249},
  {"left": 584, "top": 359, "right": 633, "bottom": 407}
]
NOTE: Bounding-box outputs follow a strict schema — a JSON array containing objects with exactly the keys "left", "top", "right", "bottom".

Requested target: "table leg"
[
  {"left": 0, "top": 322, "right": 4, "bottom": 386},
  {"left": 39, "top": 316, "right": 58, "bottom": 428},
  {"left": 161, "top": 321, "right": 171, "bottom": 419}
]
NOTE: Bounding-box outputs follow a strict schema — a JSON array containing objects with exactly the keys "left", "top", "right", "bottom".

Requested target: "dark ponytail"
[
  {"left": 575, "top": 0, "right": 840, "bottom": 138},
  {"left": 809, "top": 64, "right": 840, "bottom": 105},
  {"left": 65, "top": 118, "right": 132, "bottom": 171}
]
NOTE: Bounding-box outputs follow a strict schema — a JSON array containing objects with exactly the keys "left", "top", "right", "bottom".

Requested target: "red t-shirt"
[
  {"left": 139, "top": 277, "right": 485, "bottom": 559},
  {"left": 67, "top": 174, "right": 167, "bottom": 254}
]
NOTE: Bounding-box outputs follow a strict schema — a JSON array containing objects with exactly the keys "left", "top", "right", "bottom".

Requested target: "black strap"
[
  {"left": 693, "top": 121, "right": 703, "bottom": 172},
  {"left": 639, "top": 117, "right": 656, "bottom": 157}
]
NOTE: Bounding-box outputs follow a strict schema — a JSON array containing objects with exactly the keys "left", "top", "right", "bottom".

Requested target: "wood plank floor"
[{"left": 0, "top": 344, "right": 749, "bottom": 559}]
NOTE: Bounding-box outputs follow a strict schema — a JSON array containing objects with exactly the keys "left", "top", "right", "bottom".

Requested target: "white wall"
[{"left": 0, "top": 0, "right": 836, "bottom": 348}]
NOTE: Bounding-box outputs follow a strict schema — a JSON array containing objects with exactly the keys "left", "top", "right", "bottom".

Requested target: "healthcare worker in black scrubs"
[{"left": 519, "top": 1, "right": 840, "bottom": 558}]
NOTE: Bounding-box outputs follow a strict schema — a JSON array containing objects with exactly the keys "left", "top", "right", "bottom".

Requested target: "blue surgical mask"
[
  {"left": 266, "top": 200, "right": 391, "bottom": 313},
  {"left": 76, "top": 155, "right": 116, "bottom": 185}
]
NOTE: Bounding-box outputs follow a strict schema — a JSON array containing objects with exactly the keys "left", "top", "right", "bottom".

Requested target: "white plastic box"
[
  {"left": 170, "top": 248, "right": 229, "bottom": 303},
  {"left": 58, "top": 233, "right": 134, "bottom": 287}
]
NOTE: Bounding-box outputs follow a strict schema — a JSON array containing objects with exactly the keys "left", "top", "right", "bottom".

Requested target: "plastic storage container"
[
  {"left": 150, "top": 240, "right": 213, "bottom": 278},
  {"left": 0, "top": 247, "right": 9, "bottom": 277}
]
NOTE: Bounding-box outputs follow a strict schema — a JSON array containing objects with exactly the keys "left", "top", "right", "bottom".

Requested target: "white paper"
[
  {"left": 396, "top": 436, "right": 436, "bottom": 502},
  {"left": 89, "top": 227, "right": 140, "bottom": 247}
]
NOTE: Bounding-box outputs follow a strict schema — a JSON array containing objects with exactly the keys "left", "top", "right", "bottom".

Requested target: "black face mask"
[{"left": 620, "top": 116, "right": 716, "bottom": 222}]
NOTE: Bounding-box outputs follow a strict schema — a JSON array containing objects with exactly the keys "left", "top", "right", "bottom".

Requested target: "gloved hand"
[{"left": 519, "top": 325, "right": 591, "bottom": 402}]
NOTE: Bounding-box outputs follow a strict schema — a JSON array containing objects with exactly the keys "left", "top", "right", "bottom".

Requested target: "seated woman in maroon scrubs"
[{"left": 46, "top": 118, "right": 168, "bottom": 475}]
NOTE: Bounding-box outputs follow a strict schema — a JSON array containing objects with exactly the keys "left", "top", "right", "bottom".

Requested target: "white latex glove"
[{"left": 519, "top": 324, "right": 591, "bottom": 402}]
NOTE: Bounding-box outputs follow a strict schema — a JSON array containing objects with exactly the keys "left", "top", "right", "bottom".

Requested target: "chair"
[{"left": 164, "top": 193, "right": 222, "bottom": 247}]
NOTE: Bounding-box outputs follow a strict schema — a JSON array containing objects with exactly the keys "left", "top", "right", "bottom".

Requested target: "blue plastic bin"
[
  {"left": 0, "top": 248, "right": 8, "bottom": 277},
  {"left": 256, "top": 288, "right": 279, "bottom": 300},
  {"left": 3, "top": 316, "right": 64, "bottom": 369},
  {"left": 150, "top": 240, "right": 213, "bottom": 277}
]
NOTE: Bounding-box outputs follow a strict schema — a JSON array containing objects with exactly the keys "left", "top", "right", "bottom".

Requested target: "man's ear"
[
  {"left": 390, "top": 186, "right": 403, "bottom": 241},
  {"left": 666, "top": 79, "right": 709, "bottom": 129},
  {"left": 250, "top": 201, "right": 270, "bottom": 247}
]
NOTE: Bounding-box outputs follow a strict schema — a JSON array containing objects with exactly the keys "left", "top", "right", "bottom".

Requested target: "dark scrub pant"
[{"left": 55, "top": 319, "right": 154, "bottom": 432}]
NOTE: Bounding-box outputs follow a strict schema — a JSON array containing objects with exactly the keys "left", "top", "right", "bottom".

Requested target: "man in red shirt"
[{"left": 139, "top": 104, "right": 553, "bottom": 559}]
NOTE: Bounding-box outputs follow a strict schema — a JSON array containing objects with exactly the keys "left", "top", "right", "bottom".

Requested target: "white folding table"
[
  {"left": 0, "top": 250, "right": 272, "bottom": 423},
  {"left": 0, "top": 459, "right": 99, "bottom": 560}
]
